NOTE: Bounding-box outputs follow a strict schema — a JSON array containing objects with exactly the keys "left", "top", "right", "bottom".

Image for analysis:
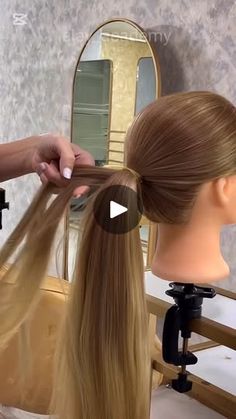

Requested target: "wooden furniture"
[
  {"left": 1, "top": 264, "right": 235, "bottom": 417},
  {"left": 145, "top": 270, "right": 236, "bottom": 418}
]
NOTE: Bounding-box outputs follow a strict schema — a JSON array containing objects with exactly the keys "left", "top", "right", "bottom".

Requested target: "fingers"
[
  {"left": 73, "top": 185, "right": 90, "bottom": 198},
  {"left": 72, "top": 145, "right": 95, "bottom": 166},
  {"left": 36, "top": 162, "right": 48, "bottom": 185},
  {"left": 35, "top": 139, "right": 95, "bottom": 197},
  {"left": 53, "top": 138, "right": 75, "bottom": 180},
  {"left": 40, "top": 172, "right": 49, "bottom": 185},
  {"left": 36, "top": 161, "right": 68, "bottom": 188},
  {"left": 36, "top": 160, "right": 91, "bottom": 197},
  {"left": 69, "top": 145, "right": 94, "bottom": 197},
  {"left": 36, "top": 162, "right": 90, "bottom": 198},
  {"left": 72, "top": 147, "right": 94, "bottom": 197}
]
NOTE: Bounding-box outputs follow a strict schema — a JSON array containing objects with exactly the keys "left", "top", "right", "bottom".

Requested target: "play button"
[
  {"left": 110, "top": 201, "right": 127, "bottom": 219},
  {"left": 94, "top": 185, "right": 143, "bottom": 234}
]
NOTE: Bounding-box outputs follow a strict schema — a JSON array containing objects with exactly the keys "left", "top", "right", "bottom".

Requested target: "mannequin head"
[
  {"left": 0, "top": 91, "right": 235, "bottom": 419},
  {"left": 125, "top": 91, "right": 236, "bottom": 282},
  {"left": 126, "top": 91, "right": 236, "bottom": 224}
]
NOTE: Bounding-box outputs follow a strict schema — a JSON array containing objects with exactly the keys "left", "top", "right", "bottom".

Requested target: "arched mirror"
[{"left": 64, "top": 18, "right": 161, "bottom": 281}]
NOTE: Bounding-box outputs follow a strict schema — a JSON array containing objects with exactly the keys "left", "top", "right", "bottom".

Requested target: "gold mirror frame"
[{"left": 63, "top": 18, "right": 162, "bottom": 281}]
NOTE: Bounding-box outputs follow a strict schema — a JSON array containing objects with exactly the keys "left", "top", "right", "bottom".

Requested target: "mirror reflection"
[
  {"left": 67, "top": 20, "right": 160, "bottom": 280},
  {"left": 72, "top": 60, "right": 111, "bottom": 166},
  {"left": 135, "top": 57, "right": 156, "bottom": 115}
]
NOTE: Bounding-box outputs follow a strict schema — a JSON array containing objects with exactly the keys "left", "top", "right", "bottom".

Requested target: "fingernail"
[
  {"left": 75, "top": 193, "right": 81, "bottom": 198},
  {"left": 63, "top": 167, "right": 72, "bottom": 179},
  {"left": 39, "top": 162, "right": 47, "bottom": 172}
]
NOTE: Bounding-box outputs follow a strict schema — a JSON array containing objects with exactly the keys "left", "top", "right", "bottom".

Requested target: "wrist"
[{"left": 21, "top": 136, "right": 39, "bottom": 175}]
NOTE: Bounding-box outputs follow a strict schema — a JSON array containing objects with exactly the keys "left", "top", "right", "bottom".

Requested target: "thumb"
[{"left": 57, "top": 142, "right": 76, "bottom": 179}]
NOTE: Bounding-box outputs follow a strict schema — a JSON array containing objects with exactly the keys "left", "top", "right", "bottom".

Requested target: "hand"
[{"left": 31, "top": 134, "right": 95, "bottom": 196}]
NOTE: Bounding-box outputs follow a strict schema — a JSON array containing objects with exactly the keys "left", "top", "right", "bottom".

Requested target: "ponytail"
[{"left": 52, "top": 169, "right": 151, "bottom": 419}]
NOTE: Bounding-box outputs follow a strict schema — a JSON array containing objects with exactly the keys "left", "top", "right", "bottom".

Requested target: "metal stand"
[
  {"left": 0, "top": 188, "right": 9, "bottom": 229},
  {"left": 162, "top": 282, "right": 216, "bottom": 392}
]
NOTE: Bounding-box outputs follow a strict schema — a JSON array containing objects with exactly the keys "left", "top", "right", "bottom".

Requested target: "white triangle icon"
[{"left": 110, "top": 200, "right": 128, "bottom": 219}]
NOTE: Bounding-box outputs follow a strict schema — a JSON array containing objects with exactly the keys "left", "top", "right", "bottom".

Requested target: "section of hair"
[{"left": 52, "top": 170, "right": 151, "bottom": 419}]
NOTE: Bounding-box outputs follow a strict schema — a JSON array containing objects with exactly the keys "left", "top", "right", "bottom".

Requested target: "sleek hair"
[{"left": 0, "top": 91, "right": 235, "bottom": 419}]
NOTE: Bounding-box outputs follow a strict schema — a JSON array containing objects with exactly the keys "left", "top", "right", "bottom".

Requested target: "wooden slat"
[
  {"left": 146, "top": 294, "right": 236, "bottom": 350},
  {"left": 147, "top": 223, "right": 158, "bottom": 267},
  {"left": 109, "top": 130, "right": 126, "bottom": 134},
  {"left": 109, "top": 140, "right": 125, "bottom": 144},
  {"left": 108, "top": 159, "right": 124, "bottom": 164},
  {"left": 152, "top": 353, "right": 236, "bottom": 419},
  {"left": 188, "top": 340, "right": 219, "bottom": 352},
  {"left": 191, "top": 316, "right": 236, "bottom": 350},
  {"left": 108, "top": 149, "right": 124, "bottom": 154}
]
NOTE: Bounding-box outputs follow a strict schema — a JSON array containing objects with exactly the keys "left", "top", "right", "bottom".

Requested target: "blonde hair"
[{"left": 0, "top": 91, "right": 235, "bottom": 419}]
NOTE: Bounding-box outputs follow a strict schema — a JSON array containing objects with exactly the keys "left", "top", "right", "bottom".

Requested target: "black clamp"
[
  {"left": 0, "top": 188, "right": 9, "bottom": 229},
  {"left": 162, "top": 282, "right": 216, "bottom": 393}
]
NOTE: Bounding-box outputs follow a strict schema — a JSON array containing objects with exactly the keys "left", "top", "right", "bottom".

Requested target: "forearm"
[{"left": 0, "top": 137, "right": 35, "bottom": 182}]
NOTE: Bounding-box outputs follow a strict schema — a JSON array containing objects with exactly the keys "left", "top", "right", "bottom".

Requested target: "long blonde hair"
[{"left": 0, "top": 91, "right": 235, "bottom": 419}]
